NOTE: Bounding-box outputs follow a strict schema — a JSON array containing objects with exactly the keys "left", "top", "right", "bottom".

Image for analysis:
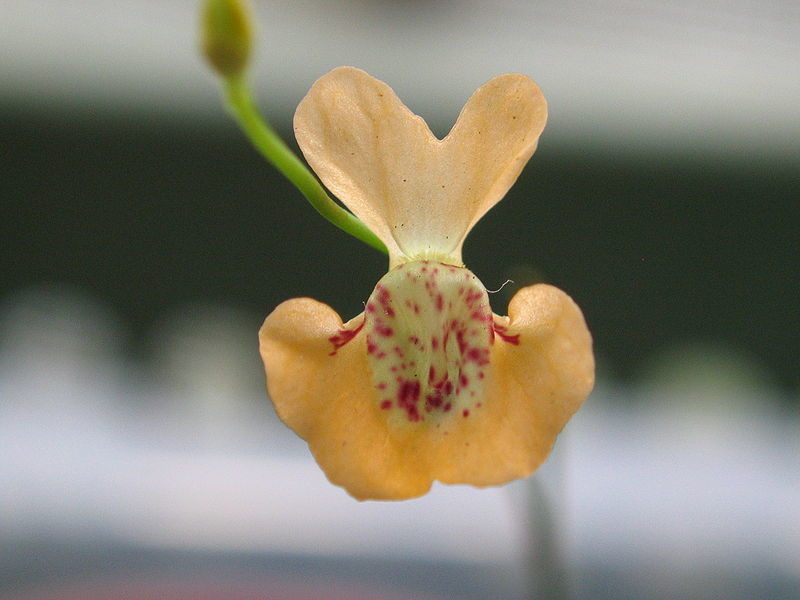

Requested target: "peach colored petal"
[
  {"left": 259, "top": 284, "right": 593, "bottom": 500},
  {"left": 294, "top": 67, "right": 547, "bottom": 266},
  {"left": 428, "top": 284, "right": 594, "bottom": 486},
  {"left": 259, "top": 298, "right": 435, "bottom": 500}
]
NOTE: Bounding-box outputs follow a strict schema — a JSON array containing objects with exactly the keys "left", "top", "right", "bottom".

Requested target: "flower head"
[{"left": 260, "top": 67, "right": 594, "bottom": 500}]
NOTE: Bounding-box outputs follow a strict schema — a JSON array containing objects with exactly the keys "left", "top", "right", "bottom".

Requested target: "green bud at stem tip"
[{"left": 201, "top": 0, "right": 254, "bottom": 78}]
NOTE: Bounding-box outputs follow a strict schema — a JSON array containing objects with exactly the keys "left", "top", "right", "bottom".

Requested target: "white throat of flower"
[{"left": 364, "top": 260, "right": 492, "bottom": 428}]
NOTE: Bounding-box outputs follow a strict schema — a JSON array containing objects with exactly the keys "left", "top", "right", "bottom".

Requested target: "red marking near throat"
[
  {"left": 374, "top": 323, "right": 394, "bottom": 337},
  {"left": 493, "top": 323, "right": 521, "bottom": 345},
  {"left": 397, "top": 379, "right": 422, "bottom": 422},
  {"left": 456, "top": 329, "right": 468, "bottom": 353},
  {"left": 466, "top": 347, "right": 490, "bottom": 365},
  {"left": 328, "top": 321, "right": 364, "bottom": 355},
  {"left": 465, "top": 290, "right": 483, "bottom": 306},
  {"left": 375, "top": 285, "right": 395, "bottom": 317}
]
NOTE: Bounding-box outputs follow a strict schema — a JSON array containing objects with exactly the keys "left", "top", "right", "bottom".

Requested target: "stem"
[
  {"left": 222, "top": 75, "right": 387, "bottom": 255},
  {"left": 526, "top": 477, "right": 571, "bottom": 600}
]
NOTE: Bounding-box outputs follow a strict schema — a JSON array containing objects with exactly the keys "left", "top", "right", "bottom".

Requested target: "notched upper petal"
[{"left": 294, "top": 67, "right": 547, "bottom": 265}]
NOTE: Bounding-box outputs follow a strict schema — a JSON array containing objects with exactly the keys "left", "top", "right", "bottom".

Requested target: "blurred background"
[{"left": 1, "top": 1, "right": 798, "bottom": 599}]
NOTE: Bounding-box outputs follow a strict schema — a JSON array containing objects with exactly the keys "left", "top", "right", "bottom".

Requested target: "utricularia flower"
[{"left": 260, "top": 67, "right": 594, "bottom": 500}]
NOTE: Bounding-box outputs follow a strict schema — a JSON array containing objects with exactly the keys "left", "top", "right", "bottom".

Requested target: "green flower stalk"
[{"left": 200, "top": 0, "right": 387, "bottom": 254}]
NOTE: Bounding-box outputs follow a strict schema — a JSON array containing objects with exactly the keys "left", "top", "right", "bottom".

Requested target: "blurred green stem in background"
[
  {"left": 526, "top": 477, "right": 571, "bottom": 600},
  {"left": 201, "top": 0, "right": 388, "bottom": 255}
]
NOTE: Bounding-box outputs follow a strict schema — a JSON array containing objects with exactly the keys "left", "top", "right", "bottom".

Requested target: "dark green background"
[{"left": 3, "top": 103, "right": 798, "bottom": 395}]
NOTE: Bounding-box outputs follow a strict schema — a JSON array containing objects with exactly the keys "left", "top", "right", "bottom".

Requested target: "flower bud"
[{"left": 201, "top": 0, "right": 253, "bottom": 78}]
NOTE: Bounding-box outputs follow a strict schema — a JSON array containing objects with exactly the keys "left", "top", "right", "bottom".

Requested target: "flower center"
[{"left": 365, "top": 260, "right": 493, "bottom": 424}]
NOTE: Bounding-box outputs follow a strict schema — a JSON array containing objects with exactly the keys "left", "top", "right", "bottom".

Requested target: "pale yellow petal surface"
[
  {"left": 259, "top": 298, "right": 436, "bottom": 500},
  {"left": 427, "top": 284, "right": 594, "bottom": 486},
  {"left": 294, "top": 67, "right": 547, "bottom": 266}
]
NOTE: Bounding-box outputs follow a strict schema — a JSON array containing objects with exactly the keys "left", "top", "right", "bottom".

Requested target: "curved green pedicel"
[
  {"left": 201, "top": 0, "right": 386, "bottom": 254},
  {"left": 221, "top": 75, "right": 388, "bottom": 255}
]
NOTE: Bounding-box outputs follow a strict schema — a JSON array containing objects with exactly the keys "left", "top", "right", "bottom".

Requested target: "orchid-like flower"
[{"left": 258, "top": 67, "right": 594, "bottom": 500}]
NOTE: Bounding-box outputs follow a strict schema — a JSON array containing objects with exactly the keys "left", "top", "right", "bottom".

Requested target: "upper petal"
[{"left": 294, "top": 67, "right": 547, "bottom": 266}]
